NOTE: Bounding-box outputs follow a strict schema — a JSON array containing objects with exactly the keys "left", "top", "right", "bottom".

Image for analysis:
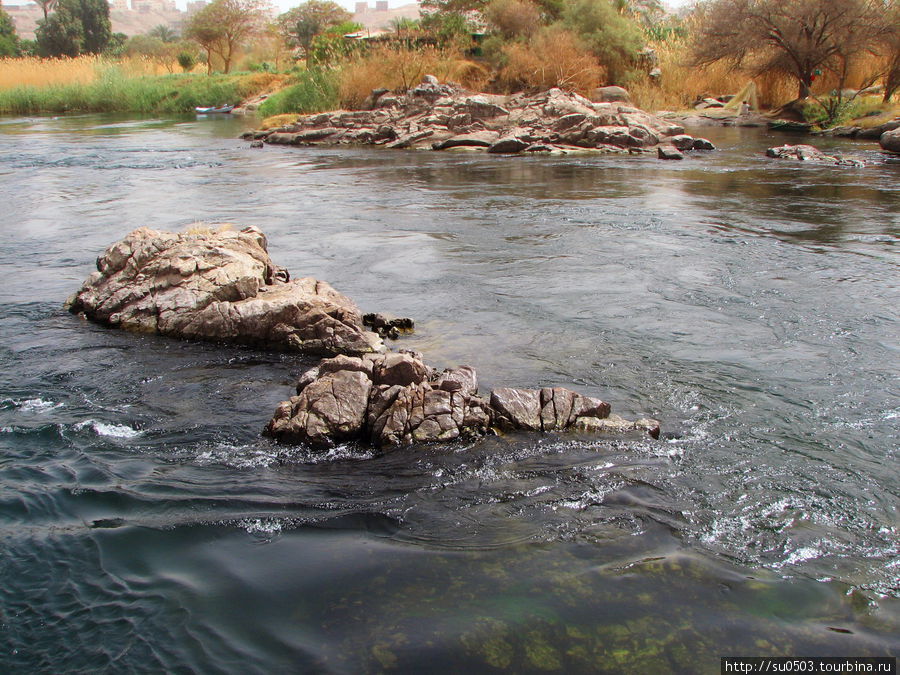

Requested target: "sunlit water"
[{"left": 0, "top": 113, "right": 897, "bottom": 673}]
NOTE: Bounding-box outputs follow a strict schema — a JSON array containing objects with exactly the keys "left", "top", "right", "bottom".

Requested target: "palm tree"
[
  {"left": 148, "top": 24, "right": 178, "bottom": 43},
  {"left": 35, "top": 0, "right": 58, "bottom": 20}
]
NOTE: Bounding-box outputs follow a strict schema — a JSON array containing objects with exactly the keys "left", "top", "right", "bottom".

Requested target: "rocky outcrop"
[
  {"left": 264, "top": 351, "right": 660, "bottom": 448},
  {"left": 66, "top": 226, "right": 384, "bottom": 356},
  {"left": 243, "top": 78, "right": 715, "bottom": 158},
  {"left": 765, "top": 144, "right": 865, "bottom": 167},
  {"left": 880, "top": 128, "right": 900, "bottom": 154}
]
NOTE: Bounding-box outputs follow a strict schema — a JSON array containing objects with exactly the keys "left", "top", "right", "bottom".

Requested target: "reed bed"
[{"left": 0, "top": 58, "right": 283, "bottom": 114}]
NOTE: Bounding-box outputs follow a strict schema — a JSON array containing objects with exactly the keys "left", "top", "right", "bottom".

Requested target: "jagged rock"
[
  {"left": 265, "top": 352, "right": 658, "bottom": 448},
  {"left": 246, "top": 80, "right": 707, "bottom": 158},
  {"left": 591, "top": 86, "right": 631, "bottom": 103},
  {"left": 657, "top": 145, "right": 684, "bottom": 160},
  {"left": 692, "top": 138, "right": 716, "bottom": 150},
  {"left": 488, "top": 135, "right": 530, "bottom": 154},
  {"left": 880, "top": 128, "right": 900, "bottom": 154},
  {"left": 668, "top": 134, "right": 696, "bottom": 151},
  {"left": 766, "top": 144, "right": 833, "bottom": 161},
  {"left": 765, "top": 144, "right": 864, "bottom": 166},
  {"left": 464, "top": 95, "right": 510, "bottom": 119},
  {"left": 363, "top": 313, "right": 414, "bottom": 339},
  {"left": 434, "top": 131, "right": 500, "bottom": 150},
  {"left": 66, "top": 227, "right": 384, "bottom": 356}
]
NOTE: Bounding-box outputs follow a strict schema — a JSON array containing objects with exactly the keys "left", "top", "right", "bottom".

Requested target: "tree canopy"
[
  {"left": 184, "top": 0, "right": 269, "bottom": 73},
  {"left": 691, "top": 0, "right": 891, "bottom": 99},
  {"left": 35, "top": 0, "right": 111, "bottom": 57},
  {"left": 0, "top": 8, "right": 20, "bottom": 57},
  {"left": 278, "top": 0, "right": 352, "bottom": 61}
]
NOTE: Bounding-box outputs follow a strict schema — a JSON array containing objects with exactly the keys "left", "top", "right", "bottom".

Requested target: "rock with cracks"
[
  {"left": 264, "top": 351, "right": 660, "bottom": 448},
  {"left": 66, "top": 226, "right": 384, "bottom": 356},
  {"left": 244, "top": 77, "right": 714, "bottom": 160}
]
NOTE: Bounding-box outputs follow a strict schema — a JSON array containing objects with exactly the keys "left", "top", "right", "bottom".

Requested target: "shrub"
[
  {"left": 562, "top": 0, "right": 642, "bottom": 84},
  {"left": 257, "top": 67, "right": 339, "bottom": 115},
  {"left": 495, "top": 26, "right": 604, "bottom": 94},
  {"left": 484, "top": 0, "right": 542, "bottom": 39},
  {"left": 177, "top": 51, "right": 197, "bottom": 72},
  {"left": 338, "top": 45, "right": 488, "bottom": 109}
]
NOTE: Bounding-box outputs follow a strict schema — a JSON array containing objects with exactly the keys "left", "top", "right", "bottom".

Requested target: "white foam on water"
[
  {"left": 3, "top": 397, "right": 63, "bottom": 412},
  {"left": 74, "top": 420, "right": 141, "bottom": 438}
]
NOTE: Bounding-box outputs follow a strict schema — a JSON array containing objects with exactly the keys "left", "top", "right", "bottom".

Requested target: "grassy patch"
[
  {"left": 257, "top": 68, "right": 340, "bottom": 117},
  {"left": 0, "top": 65, "right": 284, "bottom": 114}
]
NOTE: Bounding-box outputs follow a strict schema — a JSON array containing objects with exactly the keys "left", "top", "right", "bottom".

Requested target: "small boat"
[{"left": 195, "top": 104, "right": 234, "bottom": 114}]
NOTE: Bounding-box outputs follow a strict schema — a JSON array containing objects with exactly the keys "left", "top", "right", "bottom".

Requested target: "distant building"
[
  {"left": 186, "top": 0, "right": 208, "bottom": 15},
  {"left": 352, "top": 2, "right": 420, "bottom": 31}
]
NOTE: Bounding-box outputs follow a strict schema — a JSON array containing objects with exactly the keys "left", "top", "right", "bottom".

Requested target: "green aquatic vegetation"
[{"left": 523, "top": 630, "right": 564, "bottom": 671}]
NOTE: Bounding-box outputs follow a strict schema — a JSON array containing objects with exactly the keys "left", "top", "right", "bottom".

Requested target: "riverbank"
[{"left": 0, "top": 67, "right": 285, "bottom": 115}]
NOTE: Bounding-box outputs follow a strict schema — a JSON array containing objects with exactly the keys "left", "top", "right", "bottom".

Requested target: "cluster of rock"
[
  {"left": 69, "top": 227, "right": 661, "bottom": 452},
  {"left": 815, "top": 119, "right": 900, "bottom": 143},
  {"left": 66, "top": 226, "right": 383, "bottom": 356},
  {"left": 765, "top": 144, "right": 865, "bottom": 167},
  {"left": 264, "top": 351, "right": 660, "bottom": 448},
  {"left": 242, "top": 77, "right": 715, "bottom": 159}
]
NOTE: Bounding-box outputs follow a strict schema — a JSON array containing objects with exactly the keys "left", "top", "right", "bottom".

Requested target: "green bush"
[{"left": 257, "top": 68, "right": 338, "bottom": 116}]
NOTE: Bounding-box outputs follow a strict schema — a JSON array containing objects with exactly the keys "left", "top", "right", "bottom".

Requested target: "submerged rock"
[
  {"left": 66, "top": 226, "right": 384, "bottom": 356},
  {"left": 246, "top": 77, "right": 714, "bottom": 160},
  {"left": 765, "top": 144, "right": 865, "bottom": 167},
  {"left": 264, "top": 351, "right": 660, "bottom": 448}
]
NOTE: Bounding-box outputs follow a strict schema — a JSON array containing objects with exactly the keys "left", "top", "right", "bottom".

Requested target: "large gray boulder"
[
  {"left": 67, "top": 226, "right": 384, "bottom": 356},
  {"left": 264, "top": 352, "right": 660, "bottom": 448},
  {"left": 880, "top": 128, "right": 900, "bottom": 154}
]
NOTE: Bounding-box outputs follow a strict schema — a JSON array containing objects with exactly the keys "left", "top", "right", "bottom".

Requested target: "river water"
[{"left": 0, "top": 114, "right": 897, "bottom": 673}]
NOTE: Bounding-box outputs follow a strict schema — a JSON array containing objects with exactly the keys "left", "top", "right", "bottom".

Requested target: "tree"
[
  {"left": 691, "top": 0, "right": 889, "bottom": 100},
  {"left": 277, "top": 0, "right": 351, "bottom": 62},
  {"left": 562, "top": 0, "right": 643, "bottom": 84},
  {"left": 34, "top": 0, "right": 58, "bottom": 21},
  {"left": 0, "top": 7, "right": 19, "bottom": 56},
  {"left": 35, "top": 1, "right": 83, "bottom": 57},
  {"left": 148, "top": 24, "right": 178, "bottom": 43},
  {"left": 125, "top": 34, "right": 178, "bottom": 71},
  {"left": 185, "top": 0, "right": 269, "bottom": 74},
  {"left": 879, "top": 1, "right": 900, "bottom": 102},
  {"left": 35, "top": 0, "right": 110, "bottom": 57},
  {"left": 78, "top": 0, "right": 112, "bottom": 54}
]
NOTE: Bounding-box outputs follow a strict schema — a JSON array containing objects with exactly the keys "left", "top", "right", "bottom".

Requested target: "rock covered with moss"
[
  {"left": 66, "top": 226, "right": 384, "bottom": 356},
  {"left": 242, "top": 78, "right": 715, "bottom": 157},
  {"left": 264, "top": 350, "right": 660, "bottom": 448}
]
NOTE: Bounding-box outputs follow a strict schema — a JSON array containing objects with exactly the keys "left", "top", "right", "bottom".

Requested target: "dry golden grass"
[
  {"left": 259, "top": 113, "right": 300, "bottom": 129},
  {"left": 496, "top": 27, "right": 605, "bottom": 95},
  {"left": 338, "top": 46, "right": 490, "bottom": 109},
  {"left": 0, "top": 55, "right": 183, "bottom": 91}
]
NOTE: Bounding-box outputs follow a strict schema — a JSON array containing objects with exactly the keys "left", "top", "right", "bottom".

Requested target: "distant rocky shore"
[
  {"left": 242, "top": 77, "right": 716, "bottom": 160},
  {"left": 69, "top": 227, "right": 660, "bottom": 451}
]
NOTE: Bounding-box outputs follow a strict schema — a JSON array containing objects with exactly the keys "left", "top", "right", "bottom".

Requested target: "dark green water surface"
[{"left": 0, "top": 114, "right": 897, "bottom": 673}]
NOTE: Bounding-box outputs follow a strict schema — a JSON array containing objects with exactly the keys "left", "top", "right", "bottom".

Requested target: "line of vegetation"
[
  {"left": 0, "top": 65, "right": 283, "bottom": 114},
  {"left": 0, "top": 0, "right": 896, "bottom": 127}
]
